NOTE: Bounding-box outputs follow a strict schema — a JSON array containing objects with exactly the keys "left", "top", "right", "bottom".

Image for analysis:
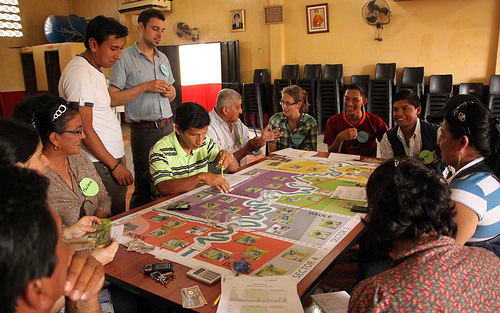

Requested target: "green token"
[
  {"left": 357, "top": 131, "right": 369, "bottom": 143},
  {"left": 419, "top": 150, "right": 435, "bottom": 165},
  {"left": 239, "top": 134, "right": 244, "bottom": 145},
  {"left": 79, "top": 177, "right": 99, "bottom": 197},
  {"left": 291, "top": 133, "right": 303, "bottom": 145}
]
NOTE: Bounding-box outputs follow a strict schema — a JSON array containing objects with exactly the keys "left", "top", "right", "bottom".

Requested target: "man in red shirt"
[{"left": 323, "top": 84, "right": 388, "bottom": 156}]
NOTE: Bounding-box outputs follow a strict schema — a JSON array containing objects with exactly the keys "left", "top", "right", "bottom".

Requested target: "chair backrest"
[
  {"left": 368, "top": 79, "right": 393, "bottom": 128},
  {"left": 282, "top": 64, "right": 300, "bottom": 80},
  {"left": 429, "top": 74, "right": 453, "bottom": 95},
  {"left": 458, "top": 83, "right": 484, "bottom": 102},
  {"left": 401, "top": 66, "right": 424, "bottom": 86},
  {"left": 323, "top": 64, "right": 343, "bottom": 84},
  {"left": 489, "top": 75, "right": 500, "bottom": 95},
  {"left": 374, "top": 63, "right": 396, "bottom": 86},
  {"left": 253, "top": 69, "right": 270, "bottom": 84},
  {"left": 303, "top": 64, "right": 322, "bottom": 80},
  {"left": 350, "top": 75, "right": 370, "bottom": 94}
]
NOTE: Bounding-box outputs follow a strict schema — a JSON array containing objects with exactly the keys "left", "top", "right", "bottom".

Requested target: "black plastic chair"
[
  {"left": 316, "top": 80, "right": 341, "bottom": 133},
  {"left": 350, "top": 75, "right": 370, "bottom": 93},
  {"left": 375, "top": 63, "right": 396, "bottom": 87},
  {"left": 397, "top": 66, "right": 424, "bottom": 99},
  {"left": 458, "top": 83, "right": 484, "bottom": 102},
  {"left": 273, "top": 64, "right": 300, "bottom": 113},
  {"left": 368, "top": 79, "right": 393, "bottom": 128},
  {"left": 253, "top": 69, "right": 270, "bottom": 84},
  {"left": 297, "top": 64, "right": 322, "bottom": 119},
  {"left": 282, "top": 64, "right": 300, "bottom": 82},
  {"left": 488, "top": 75, "right": 500, "bottom": 118},
  {"left": 324, "top": 64, "right": 343, "bottom": 84},
  {"left": 242, "top": 70, "right": 272, "bottom": 130},
  {"left": 425, "top": 74, "right": 453, "bottom": 123}
]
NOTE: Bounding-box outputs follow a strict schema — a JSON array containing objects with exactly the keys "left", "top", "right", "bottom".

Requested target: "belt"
[{"left": 129, "top": 117, "right": 173, "bottom": 129}]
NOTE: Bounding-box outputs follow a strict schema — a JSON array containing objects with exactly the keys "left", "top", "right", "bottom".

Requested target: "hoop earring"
[{"left": 54, "top": 145, "right": 60, "bottom": 151}]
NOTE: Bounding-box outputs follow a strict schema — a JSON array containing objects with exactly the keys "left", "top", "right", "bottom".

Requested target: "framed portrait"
[
  {"left": 231, "top": 9, "right": 245, "bottom": 32},
  {"left": 306, "top": 3, "right": 329, "bottom": 34}
]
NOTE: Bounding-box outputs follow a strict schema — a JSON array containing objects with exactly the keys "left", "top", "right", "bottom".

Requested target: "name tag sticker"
[
  {"left": 160, "top": 64, "right": 169, "bottom": 76},
  {"left": 79, "top": 177, "right": 99, "bottom": 197}
]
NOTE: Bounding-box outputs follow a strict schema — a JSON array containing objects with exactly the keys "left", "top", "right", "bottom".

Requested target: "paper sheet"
[
  {"left": 330, "top": 186, "right": 367, "bottom": 201},
  {"left": 310, "top": 291, "right": 350, "bottom": 313},
  {"left": 327, "top": 152, "right": 361, "bottom": 161},
  {"left": 216, "top": 275, "right": 304, "bottom": 313}
]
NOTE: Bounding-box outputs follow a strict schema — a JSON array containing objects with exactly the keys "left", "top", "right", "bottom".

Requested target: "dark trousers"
[
  {"left": 94, "top": 157, "right": 128, "bottom": 216},
  {"left": 130, "top": 122, "right": 173, "bottom": 209}
]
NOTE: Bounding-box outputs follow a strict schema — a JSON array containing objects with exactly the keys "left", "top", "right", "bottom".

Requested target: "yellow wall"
[
  {"left": 0, "top": 0, "right": 69, "bottom": 91},
  {"left": 283, "top": 0, "right": 500, "bottom": 84},
  {"left": 1, "top": 0, "right": 499, "bottom": 92}
]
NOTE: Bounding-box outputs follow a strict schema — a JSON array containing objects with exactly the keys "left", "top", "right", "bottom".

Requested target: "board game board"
[{"left": 113, "top": 155, "right": 376, "bottom": 281}]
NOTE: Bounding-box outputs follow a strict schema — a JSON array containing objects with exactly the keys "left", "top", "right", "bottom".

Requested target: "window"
[{"left": 0, "top": 0, "right": 22, "bottom": 37}]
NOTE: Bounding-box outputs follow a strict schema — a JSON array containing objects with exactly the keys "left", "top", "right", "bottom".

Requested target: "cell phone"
[
  {"left": 350, "top": 205, "right": 368, "bottom": 213},
  {"left": 167, "top": 203, "right": 190, "bottom": 210},
  {"left": 143, "top": 262, "right": 174, "bottom": 275}
]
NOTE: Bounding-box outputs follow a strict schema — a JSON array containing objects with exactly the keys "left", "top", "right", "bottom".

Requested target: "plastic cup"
[
  {"left": 225, "top": 213, "right": 242, "bottom": 231},
  {"left": 204, "top": 207, "right": 221, "bottom": 226},
  {"left": 231, "top": 252, "right": 252, "bottom": 274}
]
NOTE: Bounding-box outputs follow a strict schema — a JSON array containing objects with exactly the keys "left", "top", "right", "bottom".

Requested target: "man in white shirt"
[
  {"left": 377, "top": 89, "right": 445, "bottom": 172},
  {"left": 59, "top": 16, "right": 133, "bottom": 215},
  {"left": 207, "top": 89, "right": 281, "bottom": 167}
]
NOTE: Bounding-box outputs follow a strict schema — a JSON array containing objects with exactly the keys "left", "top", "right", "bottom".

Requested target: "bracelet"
[{"left": 110, "top": 161, "right": 120, "bottom": 172}]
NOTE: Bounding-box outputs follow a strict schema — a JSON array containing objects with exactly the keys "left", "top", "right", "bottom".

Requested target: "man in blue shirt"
[{"left": 110, "top": 9, "right": 176, "bottom": 209}]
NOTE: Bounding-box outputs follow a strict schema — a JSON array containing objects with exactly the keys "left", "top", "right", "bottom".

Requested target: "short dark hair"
[
  {"left": 0, "top": 119, "right": 40, "bottom": 165},
  {"left": 14, "top": 94, "right": 79, "bottom": 147},
  {"left": 0, "top": 166, "right": 56, "bottom": 313},
  {"left": 84, "top": 15, "right": 128, "bottom": 50},
  {"left": 394, "top": 89, "right": 421, "bottom": 108},
  {"left": 138, "top": 8, "right": 165, "bottom": 26},
  {"left": 174, "top": 102, "right": 210, "bottom": 132},
  {"left": 346, "top": 84, "right": 366, "bottom": 98},
  {"left": 442, "top": 94, "right": 499, "bottom": 175},
  {"left": 365, "top": 157, "right": 457, "bottom": 253}
]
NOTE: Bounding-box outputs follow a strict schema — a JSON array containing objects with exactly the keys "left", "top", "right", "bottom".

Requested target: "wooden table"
[{"left": 104, "top": 152, "right": 369, "bottom": 312}]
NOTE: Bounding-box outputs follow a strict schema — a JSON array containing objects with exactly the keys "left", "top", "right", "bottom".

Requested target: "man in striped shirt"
[{"left": 150, "top": 102, "right": 238, "bottom": 198}]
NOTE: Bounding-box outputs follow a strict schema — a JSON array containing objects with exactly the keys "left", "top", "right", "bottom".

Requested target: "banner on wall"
[{"left": 179, "top": 43, "right": 222, "bottom": 112}]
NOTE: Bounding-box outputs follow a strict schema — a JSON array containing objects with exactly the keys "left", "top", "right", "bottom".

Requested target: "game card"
[
  {"left": 185, "top": 225, "right": 211, "bottom": 235},
  {"left": 161, "top": 238, "right": 189, "bottom": 250},
  {"left": 319, "top": 218, "right": 342, "bottom": 229},
  {"left": 201, "top": 248, "right": 231, "bottom": 262},
  {"left": 148, "top": 227, "right": 172, "bottom": 238},
  {"left": 234, "top": 234, "right": 260, "bottom": 245},
  {"left": 163, "top": 220, "right": 186, "bottom": 229},
  {"left": 281, "top": 248, "right": 310, "bottom": 262},
  {"left": 149, "top": 214, "right": 170, "bottom": 222},
  {"left": 243, "top": 246, "right": 268, "bottom": 260},
  {"left": 307, "top": 229, "right": 331, "bottom": 240},
  {"left": 255, "top": 265, "right": 288, "bottom": 277}
]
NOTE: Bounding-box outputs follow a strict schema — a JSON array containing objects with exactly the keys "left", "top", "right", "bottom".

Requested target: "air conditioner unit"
[{"left": 118, "top": 0, "right": 172, "bottom": 14}]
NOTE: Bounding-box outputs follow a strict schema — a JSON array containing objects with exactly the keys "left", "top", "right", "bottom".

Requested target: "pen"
[
  {"left": 212, "top": 293, "right": 221, "bottom": 307},
  {"left": 251, "top": 121, "right": 258, "bottom": 137}
]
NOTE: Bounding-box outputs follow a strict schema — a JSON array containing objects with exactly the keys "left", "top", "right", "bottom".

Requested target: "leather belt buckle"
[{"left": 154, "top": 120, "right": 160, "bottom": 128}]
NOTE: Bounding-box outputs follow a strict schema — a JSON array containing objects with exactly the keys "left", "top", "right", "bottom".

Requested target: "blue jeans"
[{"left": 466, "top": 235, "right": 500, "bottom": 258}]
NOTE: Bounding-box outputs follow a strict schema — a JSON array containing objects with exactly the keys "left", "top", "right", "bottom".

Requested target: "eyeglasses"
[
  {"left": 279, "top": 100, "right": 298, "bottom": 106},
  {"left": 451, "top": 101, "right": 471, "bottom": 136},
  {"left": 59, "top": 128, "right": 84, "bottom": 135}
]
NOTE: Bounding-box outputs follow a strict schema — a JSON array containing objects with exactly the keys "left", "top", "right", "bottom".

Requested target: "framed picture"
[
  {"left": 231, "top": 9, "right": 245, "bottom": 32},
  {"left": 306, "top": 3, "right": 329, "bottom": 34}
]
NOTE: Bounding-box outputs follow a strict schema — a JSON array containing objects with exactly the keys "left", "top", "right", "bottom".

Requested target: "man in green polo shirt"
[{"left": 150, "top": 102, "right": 238, "bottom": 197}]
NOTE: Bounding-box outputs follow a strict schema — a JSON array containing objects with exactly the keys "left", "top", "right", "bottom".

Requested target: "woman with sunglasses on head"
[
  {"left": 438, "top": 94, "right": 500, "bottom": 257},
  {"left": 14, "top": 95, "right": 113, "bottom": 232},
  {"left": 268, "top": 85, "right": 317, "bottom": 153}
]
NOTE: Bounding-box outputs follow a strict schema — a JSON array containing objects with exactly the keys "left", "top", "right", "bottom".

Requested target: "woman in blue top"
[
  {"left": 268, "top": 85, "right": 317, "bottom": 152},
  {"left": 438, "top": 95, "right": 500, "bottom": 257}
]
